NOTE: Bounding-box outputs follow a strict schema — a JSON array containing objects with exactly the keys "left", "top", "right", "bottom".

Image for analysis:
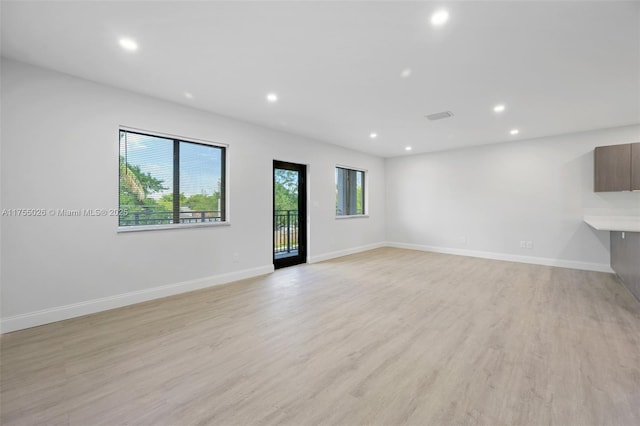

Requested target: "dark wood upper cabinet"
[
  {"left": 632, "top": 143, "right": 640, "bottom": 191},
  {"left": 594, "top": 143, "right": 632, "bottom": 192}
]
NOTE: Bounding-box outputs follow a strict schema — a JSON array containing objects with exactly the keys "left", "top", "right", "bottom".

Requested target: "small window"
[
  {"left": 119, "top": 129, "right": 226, "bottom": 229},
  {"left": 336, "top": 166, "right": 365, "bottom": 216}
]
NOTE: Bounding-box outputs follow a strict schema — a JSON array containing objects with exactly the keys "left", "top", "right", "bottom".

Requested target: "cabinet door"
[
  {"left": 594, "top": 144, "right": 631, "bottom": 192},
  {"left": 632, "top": 143, "right": 640, "bottom": 191}
]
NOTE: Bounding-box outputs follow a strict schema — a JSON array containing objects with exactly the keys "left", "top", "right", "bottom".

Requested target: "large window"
[
  {"left": 336, "top": 166, "right": 365, "bottom": 216},
  {"left": 119, "top": 129, "right": 226, "bottom": 229}
]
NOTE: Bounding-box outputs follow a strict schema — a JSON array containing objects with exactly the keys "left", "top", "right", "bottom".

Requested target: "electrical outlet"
[
  {"left": 526, "top": 241, "right": 533, "bottom": 249},
  {"left": 232, "top": 252, "right": 240, "bottom": 263},
  {"left": 519, "top": 241, "right": 526, "bottom": 248}
]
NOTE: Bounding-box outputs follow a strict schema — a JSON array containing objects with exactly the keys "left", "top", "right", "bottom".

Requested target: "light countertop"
[{"left": 584, "top": 216, "right": 640, "bottom": 232}]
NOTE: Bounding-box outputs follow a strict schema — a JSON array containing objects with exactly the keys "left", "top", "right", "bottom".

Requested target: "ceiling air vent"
[{"left": 426, "top": 111, "right": 454, "bottom": 121}]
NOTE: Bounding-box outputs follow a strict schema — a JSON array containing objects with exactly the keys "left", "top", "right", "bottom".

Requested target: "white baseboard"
[
  {"left": 0, "top": 265, "right": 274, "bottom": 334},
  {"left": 385, "top": 241, "right": 614, "bottom": 273},
  {"left": 308, "top": 242, "right": 386, "bottom": 264},
  {"left": 1, "top": 242, "right": 613, "bottom": 334}
]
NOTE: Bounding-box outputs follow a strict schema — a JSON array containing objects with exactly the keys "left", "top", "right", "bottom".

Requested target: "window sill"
[
  {"left": 335, "top": 215, "right": 369, "bottom": 220},
  {"left": 118, "top": 221, "right": 230, "bottom": 233}
]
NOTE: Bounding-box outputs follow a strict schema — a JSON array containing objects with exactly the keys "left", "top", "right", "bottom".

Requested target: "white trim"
[
  {"left": 118, "top": 221, "right": 230, "bottom": 233},
  {"left": 119, "top": 125, "right": 229, "bottom": 148},
  {"left": 1, "top": 242, "right": 614, "bottom": 334},
  {"left": 335, "top": 215, "right": 369, "bottom": 220},
  {"left": 0, "top": 264, "right": 274, "bottom": 334},
  {"left": 335, "top": 165, "right": 368, "bottom": 174},
  {"left": 385, "top": 241, "right": 614, "bottom": 273},
  {"left": 308, "top": 242, "right": 385, "bottom": 263}
]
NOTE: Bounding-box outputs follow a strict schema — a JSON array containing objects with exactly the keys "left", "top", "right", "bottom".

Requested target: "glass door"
[{"left": 273, "top": 160, "right": 307, "bottom": 269}]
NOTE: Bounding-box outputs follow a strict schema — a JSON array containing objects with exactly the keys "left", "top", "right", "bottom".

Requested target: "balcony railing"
[
  {"left": 119, "top": 207, "right": 222, "bottom": 226},
  {"left": 274, "top": 209, "right": 298, "bottom": 255},
  {"left": 120, "top": 207, "right": 298, "bottom": 256}
]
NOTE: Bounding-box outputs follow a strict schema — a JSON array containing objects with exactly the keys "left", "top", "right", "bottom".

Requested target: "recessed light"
[
  {"left": 493, "top": 104, "right": 505, "bottom": 113},
  {"left": 369, "top": 132, "right": 378, "bottom": 139},
  {"left": 510, "top": 129, "right": 520, "bottom": 135},
  {"left": 405, "top": 146, "right": 412, "bottom": 151},
  {"left": 119, "top": 38, "right": 138, "bottom": 52},
  {"left": 401, "top": 68, "right": 412, "bottom": 78},
  {"left": 184, "top": 92, "right": 194, "bottom": 99},
  {"left": 266, "top": 93, "right": 278, "bottom": 103},
  {"left": 431, "top": 9, "right": 449, "bottom": 26}
]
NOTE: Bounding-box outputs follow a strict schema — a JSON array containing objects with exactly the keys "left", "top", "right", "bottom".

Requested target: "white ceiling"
[{"left": 2, "top": 1, "right": 639, "bottom": 157}]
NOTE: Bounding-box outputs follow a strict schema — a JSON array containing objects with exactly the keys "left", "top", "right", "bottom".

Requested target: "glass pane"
[
  {"left": 119, "top": 131, "right": 173, "bottom": 226},
  {"left": 356, "top": 170, "right": 364, "bottom": 214},
  {"left": 336, "top": 167, "right": 365, "bottom": 216},
  {"left": 179, "top": 141, "right": 224, "bottom": 223},
  {"left": 274, "top": 168, "right": 299, "bottom": 255}
]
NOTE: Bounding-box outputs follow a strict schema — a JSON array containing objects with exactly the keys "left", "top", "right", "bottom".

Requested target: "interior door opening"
[{"left": 273, "top": 160, "right": 307, "bottom": 269}]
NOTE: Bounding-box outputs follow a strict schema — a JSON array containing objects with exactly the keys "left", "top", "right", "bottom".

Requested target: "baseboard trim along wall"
[
  {"left": 308, "top": 242, "right": 386, "bottom": 264},
  {"left": 0, "top": 264, "right": 274, "bottom": 334},
  {"left": 1, "top": 242, "right": 613, "bottom": 333},
  {"left": 2, "top": 242, "right": 386, "bottom": 334},
  {"left": 386, "top": 241, "right": 614, "bottom": 274}
]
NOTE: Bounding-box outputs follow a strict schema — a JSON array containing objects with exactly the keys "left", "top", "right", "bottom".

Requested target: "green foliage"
[
  {"left": 275, "top": 169, "right": 298, "bottom": 212},
  {"left": 185, "top": 193, "right": 219, "bottom": 211},
  {"left": 119, "top": 156, "right": 168, "bottom": 213},
  {"left": 158, "top": 193, "right": 219, "bottom": 212},
  {"left": 157, "top": 194, "right": 175, "bottom": 212},
  {"left": 119, "top": 157, "right": 222, "bottom": 219},
  {"left": 119, "top": 155, "right": 224, "bottom": 226},
  {"left": 275, "top": 182, "right": 298, "bottom": 211},
  {"left": 119, "top": 156, "right": 166, "bottom": 197}
]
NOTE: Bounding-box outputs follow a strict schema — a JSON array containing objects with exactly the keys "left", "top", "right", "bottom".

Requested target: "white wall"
[
  {"left": 0, "top": 59, "right": 385, "bottom": 331},
  {"left": 385, "top": 124, "right": 640, "bottom": 271},
  {"left": 3, "top": 58, "right": 638, "bottom": 333}
]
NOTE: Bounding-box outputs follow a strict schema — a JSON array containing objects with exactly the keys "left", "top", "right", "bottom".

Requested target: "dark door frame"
[{"left": 273, "top": 160, "right": 307, "bottom": 269}]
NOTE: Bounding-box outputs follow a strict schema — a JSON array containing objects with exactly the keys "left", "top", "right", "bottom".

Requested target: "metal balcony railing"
[
  {"left": 120, "top": 207, "right": 298, "bottom": 257},
  {"left": 274, "top": 209, "right": 298, "bottom": 255},
  {"left": 119, "top": 207, "right": 222, "bottom": 226}
]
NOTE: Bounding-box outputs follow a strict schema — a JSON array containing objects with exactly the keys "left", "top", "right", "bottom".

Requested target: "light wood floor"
[{"left": 2, "top": 248, "right": 640, "bottom": 425}]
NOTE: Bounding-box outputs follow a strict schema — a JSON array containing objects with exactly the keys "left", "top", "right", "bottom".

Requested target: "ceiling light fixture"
[
  {"left": 266, "top": 93, "right": 278, "bottom": 103},
  {"left": 401, "top": 68, "right": 412, "bottom": 78},
  {"left": 431, "top": 9, "right": 449, "bottom": 26},
  {"left": 405, "top": 146, "right": 412, "bottom": 151},
  {"left": 493, "top": 104, "right": 505, "bottom": 113},
  {"left": 119, "top": 38, "right": 138, "bottom": 52},
  {"left": 369, "top": 132, "right": 378, "bottom": 139},
  {"left": 510, "top": 129, "right": 520, "bottom": 135},
  {"left": 184, "top": 92, "right": 194, "bottom": 99}
]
